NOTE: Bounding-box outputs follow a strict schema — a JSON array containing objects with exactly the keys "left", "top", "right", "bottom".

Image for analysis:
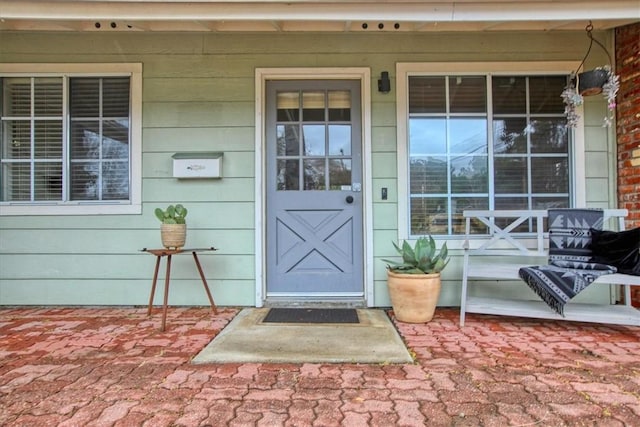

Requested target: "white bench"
[{"left": 460, "top": 209, "right": 640, "bottom": 327}]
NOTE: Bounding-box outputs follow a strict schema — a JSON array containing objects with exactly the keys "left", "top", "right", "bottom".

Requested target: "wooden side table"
[{"left": 141, "top": 247, "right": 218, "bottom": 331}]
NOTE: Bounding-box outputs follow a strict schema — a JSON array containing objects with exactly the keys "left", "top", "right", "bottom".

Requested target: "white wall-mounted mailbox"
[{"left": 172, "top": 152, "right": 223, "bottom": 179}]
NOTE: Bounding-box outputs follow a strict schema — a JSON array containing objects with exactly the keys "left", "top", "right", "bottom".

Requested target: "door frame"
[{"left": 255, "top": 67, "right": 373, "bottom": 307}]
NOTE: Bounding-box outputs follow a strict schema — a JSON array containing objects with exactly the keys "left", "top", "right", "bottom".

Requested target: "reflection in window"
[
  {"left": 275, "top": 88, "right": 354, "bottom": 192},
  {"left": 1, "top": 75, "right": 131, "bottom": 203},
  {"left": 408, "top": 74, "right": 570, "bottom": 235}
]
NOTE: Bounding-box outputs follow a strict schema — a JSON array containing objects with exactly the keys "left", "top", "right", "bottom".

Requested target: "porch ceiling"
[{"left": 0, "top": 1, "right": 638, "bottom": 33}]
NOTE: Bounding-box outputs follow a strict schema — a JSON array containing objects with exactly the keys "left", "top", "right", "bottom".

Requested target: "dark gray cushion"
[{"left": 590, "top": 227, "right": 640, "bottom": 276}]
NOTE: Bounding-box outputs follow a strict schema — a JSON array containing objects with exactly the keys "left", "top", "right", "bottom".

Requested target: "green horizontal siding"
[{"left": 0, "top": 29, "right": 617, "bottom": 306}]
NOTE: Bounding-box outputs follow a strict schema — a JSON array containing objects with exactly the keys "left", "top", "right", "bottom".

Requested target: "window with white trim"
[
  {"left": 0, "top": 64, "right": 141, "bottom": 215},
  {"left": 402, "top": 67, "right": 572, "bottom": 237}
]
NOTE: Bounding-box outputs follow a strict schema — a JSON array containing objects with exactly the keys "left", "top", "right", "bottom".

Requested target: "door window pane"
[
  {"left": 328, "top": 125, "right": 351, "bottom": 155},
  {"left": 303, "top": 159, "right": 325, "bottom": 190},
  {"left": 277, "top": 92, "right": 299, "bottom": 122},
  {"left": 276, "top": 124, "right": 300, "bottom": 156},
  {"left": 302, "top": 91, "right": 324, "bottom": 121},
  {"left": 277, "top": 159, "right": 299, "bottom": 190},
  {"left": 329, "top": 159, "right": 351, "bottom": 189},
  {"left": 302, "top": 125, "right": 325, "bottom": 156},
  {"left": 328, "top": 91, "right": 350, "bottom": 121}
]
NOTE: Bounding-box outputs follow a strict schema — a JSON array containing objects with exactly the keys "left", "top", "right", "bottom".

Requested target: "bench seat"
[{"left": 460, "top": 209, "right": 640, "bottom": 327}]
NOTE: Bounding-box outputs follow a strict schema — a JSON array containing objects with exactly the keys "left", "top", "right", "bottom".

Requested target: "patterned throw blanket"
[{"left": 518, "top": 209, "right": 617, "bottom": 316}]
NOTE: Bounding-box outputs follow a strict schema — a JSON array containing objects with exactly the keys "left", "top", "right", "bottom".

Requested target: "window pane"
[
  {"left": 405, "top": 72, "right": 571, "bottom": 236},
  {"left": 277, "top": 92, "right": 299, "bottom": 122},
  {"left": 452, "top": 197, "right": 489, "bottom": 234},
  {"left": 532, "top": 158, "right": 568, "bottom": 193},
  {"left": 70, "top": 78, "right": 100, "bottom": 117},
  {"left": 328, "top": 90, "right": 350, "bottom": 121},
  {"left": 409, "top": 118, "right": 446, "bottom": 154},
  {"left": 34, "top": 120, "right": 63, "bottom": 159},
  {"left": 328, "top": 125, "right": 351, "bottom": 155},
  {"left": 410, "top": 157, "right": 447, "bottom": 194},
  {"left": 102, "top": 78, "right": 130, "bottom": 117},
  {"left": 277, "top": 159, "right": 299, "bottom": 190},
  {"left": 103, "top": 120, "right": 129, "bottom": 160},
  {"left": 2, "top": 120, "right": 31, "bottom": 159},
  {"left": 276, "top": 124, "right": 299, "bottom": 156},
  {"left": 409, "top": 76, "right": 445, "bottom": 113},
  {"left": 71, "top": 122, "right": 100, "bottom": 159},
  {"left": 3, "top": 78, "right": 32, "bottom": 116},
  {"left": 34, "top": 78, "right": 63, "bottom": 116},
  {"left": 495, "top": 197, "right": 529, "bottom": 210},
  {"left": 329, "top": 159, "right": 351, "bottom": 189},
  {"left": 529, "top": 76, "right": 566, "bottom": 114},
  {"left": 495, "top": 197, "right": 531, "bottom": 231},
  {"left": 102, "top": 161, "right": 129, "bottom": 200},
  {"left": 70, "top": 162, "right": 98, "bottom": 200},
  {"left": 302, "top": 125, "right": 325, "bottom": 156},
  {"left": 34, "top": 163, "right": 62, "bottom": 201},
  {"left": 493, "top": 118, "right": 527, "bottom": 154},
  {"left": 530, "top": 119, "right": 568, "bottom": 153},
  {"left": 451, "top": 156, "right": 488, "bottom": 193},
  {"left": 1, "top": 163, "right": 30, "bottom": 201},
  {"left": 450, "top": 76, "right": 486, "bottom": 113},
  {"left": 410, "top": 197, "right": 447, "bottom": 235},
  {"left": 494, "top": 157, "right": 527, "bottom": 193},
  {"left": 533, "top": 197, "right": 569, "bottom": 210},
  {"left": 302, "top": 91, "right": 324, "bottom": 121},
  {"left": 450, "top": 118, "right": 487, "bottom": 154},
  {"left": 303, "top": 159, "right": 325, "bottom": 190},
  {"left": 492, "top": 76, "right": 526, "bottom": 114}
]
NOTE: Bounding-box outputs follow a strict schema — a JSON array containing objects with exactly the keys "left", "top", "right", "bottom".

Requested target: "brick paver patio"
[{"left": 1, "top": 307, "right": 639, "bottom": 426}]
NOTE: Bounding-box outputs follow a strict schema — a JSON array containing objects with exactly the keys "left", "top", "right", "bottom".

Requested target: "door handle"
[{"left": 345, "top": 195, "right": 354, "bottom": 204}]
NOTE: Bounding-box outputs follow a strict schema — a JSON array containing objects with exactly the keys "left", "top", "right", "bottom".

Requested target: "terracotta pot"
[
  {"left": 161, "top": 223, "right": 186, "bottom": 249},
  {"left": 578, "top": 69, "right": 608, "bottom": 96},
  {"left": 387, "top": 270, "right": 442, "bottom": 323}
]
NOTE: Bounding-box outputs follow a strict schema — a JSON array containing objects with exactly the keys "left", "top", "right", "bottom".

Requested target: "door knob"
[{"left": 345, "top": 195, "right": 354, "bottom": 204}]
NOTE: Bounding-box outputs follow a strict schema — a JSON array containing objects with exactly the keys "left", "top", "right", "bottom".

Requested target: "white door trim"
[{"left": 254, "top": 67, "right": 373, "bottom": 307}]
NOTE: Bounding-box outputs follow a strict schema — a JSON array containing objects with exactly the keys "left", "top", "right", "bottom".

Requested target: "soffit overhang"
[{"left": 0, "top": 0, "right": 638, "bottom": 32}]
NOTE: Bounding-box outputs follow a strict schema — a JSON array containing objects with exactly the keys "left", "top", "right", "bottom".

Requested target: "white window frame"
[
  {"left": 0, "top": 63, "right": 142, "bottom": 215},
  {"left": 396, "top": 61, "right": 584, "bottom": 245}
]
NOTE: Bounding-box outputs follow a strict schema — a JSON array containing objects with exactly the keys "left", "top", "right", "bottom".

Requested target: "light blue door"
[{"left": 266, "top": 80, "right": 363, "bottom": 300}]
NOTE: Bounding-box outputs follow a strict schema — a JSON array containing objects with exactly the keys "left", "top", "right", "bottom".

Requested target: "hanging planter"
[
  {"left": 578, "top": 68, "right": 608, "bottom": 96},
  {"left": 562, "top": 21, "right": 620, "bottom": 128}
]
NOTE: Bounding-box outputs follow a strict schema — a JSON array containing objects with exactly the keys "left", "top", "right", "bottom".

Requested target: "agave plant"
[
  {"left": 154, "top": 204, "right": 188, "bottom": 224},
  {"left": 383, "top": 235, "right": 449, "bottom": 274}
]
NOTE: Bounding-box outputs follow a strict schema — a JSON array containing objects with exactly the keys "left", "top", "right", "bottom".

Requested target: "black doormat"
[{"left": 262, "top": 308, "right": 359, "bottom": 324}]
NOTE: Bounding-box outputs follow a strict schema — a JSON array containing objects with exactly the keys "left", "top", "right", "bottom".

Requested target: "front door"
[{"left": 266, "top": 80, "right": 363, "bottom": 302}]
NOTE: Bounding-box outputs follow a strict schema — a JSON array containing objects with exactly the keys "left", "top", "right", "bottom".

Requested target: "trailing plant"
[
  {"left": 154, "top": 204, "right": 188, "bottom": 224},
  {"left": 383, "top": 235, "right": 449, "bottom": 274}
]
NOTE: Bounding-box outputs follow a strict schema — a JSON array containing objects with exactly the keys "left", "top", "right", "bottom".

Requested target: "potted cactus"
[
  {"left": 382, "top": 235, "right": 450, "bottom": 323},
  {"left": 154, "top": 204, "right": 188, "bottom": 249}
]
